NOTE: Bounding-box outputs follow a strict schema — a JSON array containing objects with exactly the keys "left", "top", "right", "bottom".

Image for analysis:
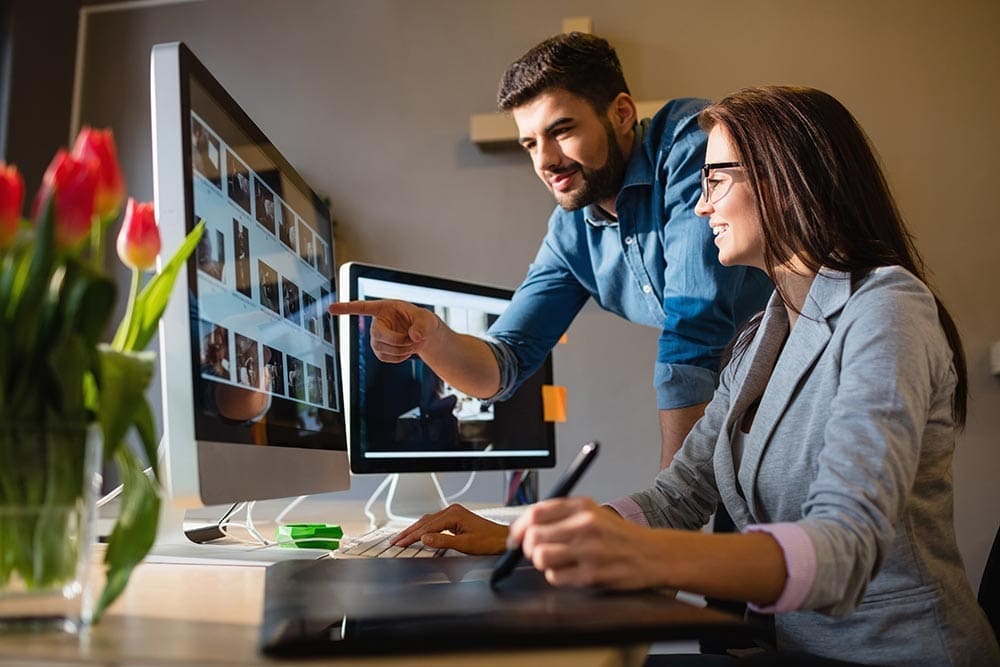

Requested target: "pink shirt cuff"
[
  {"left": 744, "top": 522, "right": 816, "bottom": 613},
  {"left": 605, "top": 497, "right": 649, "bottom": 527}
]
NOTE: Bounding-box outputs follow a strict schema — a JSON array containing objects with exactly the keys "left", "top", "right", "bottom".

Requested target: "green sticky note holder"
[{"left": 276, "top": 523, "right": 343, "bottom": 550}]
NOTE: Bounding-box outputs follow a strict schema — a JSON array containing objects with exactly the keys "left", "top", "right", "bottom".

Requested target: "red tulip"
[
  {"left": 116, "top": 198, "right": 160, "bottom": 271},
  {"left": 33, "top": 150, "right": 98, "bottom": 249},
  {"left": 71, "top": 127, "right": 125, "bottom": 221},
  {"left": 0, "top": 163, "right": 24, "bottom": 248}
]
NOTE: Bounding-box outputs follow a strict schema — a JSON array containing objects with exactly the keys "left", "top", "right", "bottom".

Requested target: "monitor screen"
[
  {"left": 152, "top": 42, "right": 349, "bottom": 509},
  {"left": 340, "top": 262, "right": 556, "bottom": 475}
]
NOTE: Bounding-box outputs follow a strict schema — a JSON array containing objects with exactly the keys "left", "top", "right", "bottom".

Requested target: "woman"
[{"left": 394, "top": 87, "right": 999, "bottom": 665}]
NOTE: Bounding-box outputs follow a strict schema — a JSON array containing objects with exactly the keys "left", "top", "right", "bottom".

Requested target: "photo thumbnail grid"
[{"left": 190, "top": 112, "right": 340, "bottom": 412}]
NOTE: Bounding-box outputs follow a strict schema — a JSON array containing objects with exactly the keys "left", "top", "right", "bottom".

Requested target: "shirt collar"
[
  {"left": 584, "top": 204, "right": 618, "bottom": 227},
  {"left": 583, "top": 119, "right": 651, "bottom": 228}
]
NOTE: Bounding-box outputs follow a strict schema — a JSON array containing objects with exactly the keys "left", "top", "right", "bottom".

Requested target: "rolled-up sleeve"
[
  {"left": 745, "top": 522, "right": 817, "bottom": 614},
  {"left": 606, "top": 496, "right": 650, "bottom": 526},
  {"left": 486, "top": 251, "right": 590, "bottom": 401}
]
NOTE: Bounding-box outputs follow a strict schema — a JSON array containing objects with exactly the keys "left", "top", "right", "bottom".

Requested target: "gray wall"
[
  {"left": 74, "top": 0, "right": 999, "bottom": 589},
  {"left": 1, "top": 0, "right": 80, "bottom": 198}
]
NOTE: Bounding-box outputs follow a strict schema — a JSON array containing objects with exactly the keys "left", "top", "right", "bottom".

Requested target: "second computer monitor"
[{"left": 340, "top": 262, "right": 556, "bottom": 478}]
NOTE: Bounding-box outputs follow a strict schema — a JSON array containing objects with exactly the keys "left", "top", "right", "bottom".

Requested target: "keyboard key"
[{"left": 379, "top": 544, "right": 406, "bottom": 558}]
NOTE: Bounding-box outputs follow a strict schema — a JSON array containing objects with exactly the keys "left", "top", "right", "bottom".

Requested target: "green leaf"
[
  {"left": 7, "top": 197, "right": 56, "bottom": 324},
  {"left": 113, "top": 221, "right": 204, "bottom": 352},
  {"left": 56, "top": 258, "right": 116, "bottom": 346},
  {"left": 3, "top": 205, "right": 56, "bottom": 403},
  {"left": 38, "top": 261, "right": 115, "bottom": 421},
  {"left": 131, "top": 398, "right": 160, "bottom": 480},
  {"left": 92, "top": 445, "right": 160, "bottom": 621},
  {"left": 46, "top": 334, "right": 90, "bottom": 422},
  {"left": 0, "top": 226, "right": 27, "bottom": 311},
  {"left": 95, "top": 345, "right": 155, "bottom": 462}
]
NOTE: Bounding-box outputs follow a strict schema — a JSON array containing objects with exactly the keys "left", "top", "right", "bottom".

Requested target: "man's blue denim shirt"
[{"left": 484, "top": 98, "right": 773, "bottom": 410}]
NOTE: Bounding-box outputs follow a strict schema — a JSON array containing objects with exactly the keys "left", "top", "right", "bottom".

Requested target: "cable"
[
  {"left": 96, "top": 465, "right": 154, "bottom": 508},
  {"left": 213, "top": 502, "right": 247, "bottom": 540},
  {"left": 244, "top": 501, "right": 270, "bottom": 546},
  {"left": 444, "top": 470, "right": 477, "bottom": 502},
  {"left": 215, "top": 519, "right": 277, "bottom": 547},
  {"left": 363, "top": 474, "right": 394, "bottom": 531},
  {"left": 274, "top": 495, "right": 307, "bottom": 525},
  {"left": 444, "top": 443, "right": 493, "bottom": 504},
  {"left": 201, "top": 496, "right": 319, "bottom": 548}
]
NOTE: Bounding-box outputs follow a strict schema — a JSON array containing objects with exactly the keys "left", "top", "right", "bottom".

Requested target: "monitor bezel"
[
  {"left": 341, "top": 261, "right": 556, "bottom": 475},
  {"left": 152, "top": 41, "right": 349, "bottom": 507}
]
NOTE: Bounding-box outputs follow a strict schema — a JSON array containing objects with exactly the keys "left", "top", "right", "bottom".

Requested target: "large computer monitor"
[
  {"left": 340, "top": 262, "right": 556, "bottom": 520},
  {"left": 151, "top": 42, "right": 349, "bottom": 551}
]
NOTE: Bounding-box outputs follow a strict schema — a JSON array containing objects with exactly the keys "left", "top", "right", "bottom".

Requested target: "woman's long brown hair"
[{"left": 703, "top": 86, "right": 966, "bottom": 427}]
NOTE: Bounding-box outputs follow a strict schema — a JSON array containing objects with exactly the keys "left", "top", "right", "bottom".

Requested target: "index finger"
[
  {"left": 328, "top": 300, "right": 383, "bottom": 316},
  {"left": 392, "top": 507, "right": 463, "bottom": 546}
]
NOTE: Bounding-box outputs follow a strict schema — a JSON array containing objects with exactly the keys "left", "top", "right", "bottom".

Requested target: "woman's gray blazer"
[{"left": 629, "top": 266, "right": 999, "bottom": 665}]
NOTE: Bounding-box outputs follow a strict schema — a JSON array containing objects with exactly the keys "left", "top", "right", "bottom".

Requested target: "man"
[{"left": 330, "top": 33, "right": 771, "bottom": 467}]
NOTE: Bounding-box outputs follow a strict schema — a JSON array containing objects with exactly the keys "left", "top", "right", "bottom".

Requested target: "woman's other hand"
[{"left": 392, "top": 504, "right": 509, "bottom": 555}]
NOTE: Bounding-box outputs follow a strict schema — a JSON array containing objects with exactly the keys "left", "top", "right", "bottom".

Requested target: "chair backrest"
[{"left": 980, "top": 523, "right": 1000, "bottom": 640}]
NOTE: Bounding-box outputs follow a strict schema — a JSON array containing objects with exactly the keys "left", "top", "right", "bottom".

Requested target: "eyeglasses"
[{"left": 701, "top": 161, "right": 743, "bottom": 204}]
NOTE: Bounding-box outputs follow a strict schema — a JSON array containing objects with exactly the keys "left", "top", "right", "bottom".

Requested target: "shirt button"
[
  {"left": 642, "top": 285, "right": 652, "bottom": 294},
  {"left": 624, "top": 236, "right": 633, "bottom": 245}
]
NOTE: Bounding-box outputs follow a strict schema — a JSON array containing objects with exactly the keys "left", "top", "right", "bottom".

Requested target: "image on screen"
[
  {"left": 185, "top": 78, "right": 344, "bottom": 449},
  {"left": 343, "top": 263, "right": 555, "bottom": 474}
]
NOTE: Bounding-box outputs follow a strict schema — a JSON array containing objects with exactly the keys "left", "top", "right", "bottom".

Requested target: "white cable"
[
  {"left": 204, "top": 500, "right": 344, "bottom": 551},
  {"left": 274, "top": 495, "right": 307, "bottom": 525},
  {"left": 217, "top": 503, "right": 245, "bottom": 535},
  {"left": 443, "top": 444, "right": 491, "bottom": 503},
  {"left": 96, "top": 484, "right": 122, "bottom": 508},
  {"left": 215, "top": 520, "right": 266, "bottom": 546},
  {"left": 244, "top": 501, "right": 270, "bottom": 546},
  {"left": 219, "top": 496, "right": 313, "bottom": 548},
  {"left": 363, "top": 475, "right": 394, "bottom": 531},
  {"left": 96, "top": 465, "right": 155, "bottom": 508},
  {"left": 444, "top": 470, "right": 477, "bottom": 502}
]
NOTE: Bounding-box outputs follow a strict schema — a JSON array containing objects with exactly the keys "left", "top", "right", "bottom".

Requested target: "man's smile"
[{"left": 548, "top": 166, "right": 579, "bottom": 192}]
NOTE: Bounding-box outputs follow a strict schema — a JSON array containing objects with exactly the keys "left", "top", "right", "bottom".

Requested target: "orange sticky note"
[
  {"left": 558, "top": 332, "right": 568, "bottom": 344},
  {"left": 542, "top": 384, "right": 567, "bottom": 422}
]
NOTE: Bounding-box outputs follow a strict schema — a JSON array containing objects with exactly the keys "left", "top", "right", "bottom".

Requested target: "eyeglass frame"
[{"left": 700, "top": 161, "right": 743, "bottom": 203}]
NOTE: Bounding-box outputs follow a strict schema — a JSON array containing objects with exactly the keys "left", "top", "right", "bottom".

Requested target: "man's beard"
[{"left": 554, "top": 120, "right": 628, "bottom": 212}]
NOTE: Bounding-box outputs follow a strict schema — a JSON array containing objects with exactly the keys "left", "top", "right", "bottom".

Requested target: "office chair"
[{"left": 980, "top": 523, "right": 1000, "bottom": 640}]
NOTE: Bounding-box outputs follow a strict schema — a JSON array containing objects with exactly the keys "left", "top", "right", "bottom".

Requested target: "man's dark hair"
[{"left": 497, "top": 32, "right": 630, "bottom": 113}]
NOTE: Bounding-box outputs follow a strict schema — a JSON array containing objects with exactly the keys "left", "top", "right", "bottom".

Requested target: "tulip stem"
[
  {"left": 118, "top": 269, "right": 140, "bottom": 352},
  {"left": 90, "top": 215, "right": 104, "bottom": 266}
]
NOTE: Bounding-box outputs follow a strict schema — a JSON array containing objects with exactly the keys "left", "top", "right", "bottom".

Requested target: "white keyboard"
[
  {"left": 333, "top": 505, "right": 531, "bottom": 559},
  {"left": 474, "top": 504, "right": 528, "bottom": 525},
  {"left": 334, "top": 525, "right": 444, "bottom": 559}
]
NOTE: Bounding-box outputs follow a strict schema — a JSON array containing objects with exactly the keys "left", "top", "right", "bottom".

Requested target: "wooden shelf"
[{"left": 470, "top": 99, "right": 668, "bottom": 147}]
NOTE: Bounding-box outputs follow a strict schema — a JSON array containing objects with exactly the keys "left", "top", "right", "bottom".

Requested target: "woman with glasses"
[
  {"left": 396, "top": 86, "right": 999, "bottom": 664},
  {"left": 522, "top": 86, "right": 998, "bottom": 664}
]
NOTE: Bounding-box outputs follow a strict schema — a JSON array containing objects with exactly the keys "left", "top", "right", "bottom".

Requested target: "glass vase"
[{"left": 0, "top": 423, "right": 102, "bottom": 633}]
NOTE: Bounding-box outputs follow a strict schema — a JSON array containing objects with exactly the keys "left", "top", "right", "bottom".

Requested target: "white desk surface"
[{"left": 0, "top": 499, "right": 649, "bottom": 666}]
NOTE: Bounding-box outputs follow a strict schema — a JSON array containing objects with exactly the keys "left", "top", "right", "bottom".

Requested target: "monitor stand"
[
  {"left": 383, "top": 473, "right": 448, "bottom": 523},
  {"left": 144, "top": 502, "right": 329, "bottom": 565}
]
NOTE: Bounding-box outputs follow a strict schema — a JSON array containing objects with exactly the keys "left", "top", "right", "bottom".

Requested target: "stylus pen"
[{"left": 489, "top": 441, "right": 600, "bottom": 589}]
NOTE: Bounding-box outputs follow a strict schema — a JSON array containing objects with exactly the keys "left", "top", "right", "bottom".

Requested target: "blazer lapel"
[
  {"left": 739, "top": 269, "right": 854, "bottom": 519},
  {"left": 714, "top": 294, "right": 788, "bottom": 527}
]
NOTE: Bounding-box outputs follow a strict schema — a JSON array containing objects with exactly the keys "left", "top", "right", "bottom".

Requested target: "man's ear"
[{"left": 608, "top": 93, "right": 638, "bottom": 132}]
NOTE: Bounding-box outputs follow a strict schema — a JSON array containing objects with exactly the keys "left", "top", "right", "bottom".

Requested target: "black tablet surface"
[{"left": 259, "top": 556, "right": 756, "bottom": 657}]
